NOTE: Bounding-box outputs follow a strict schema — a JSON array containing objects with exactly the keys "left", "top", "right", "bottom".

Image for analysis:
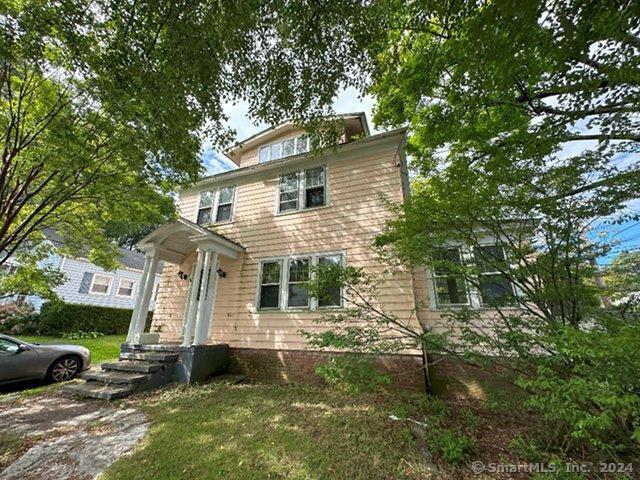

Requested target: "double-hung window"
[
  {"left": 90, "top": 274, "right": 112, "bottom": 295},
  {"left": 258, "top": 261, "right": 282, "bottom": 309},
  {"left": 259, "top": 135, "right": 309, "bottom": 164},
  {"left": 278, "top": 166, "right": 327, "bottom": 213},
  {"left": 433, "top": 248, "right": 469, "bottom": 306},
  {"left": 196, "top": 186, "right": 236, "bottom": 226},
  {"left": 287, "top": 258, "right": 310, "bottom": 308},
  {"left": 257, "top": 252, "right": 344, "bottom": 310},
  {"left": 117, "top": 279, "right": 134, "bottom": 297},
  {"left": 473, "top": 245, "right": 515, "bottom": 306}
]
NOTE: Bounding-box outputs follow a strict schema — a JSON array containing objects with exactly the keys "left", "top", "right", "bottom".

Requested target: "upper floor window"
[
  {"left": 278, "top": 166, "right": 326, "bottom": 214},
  {"left": 257, "top": 252, "right": 344, "bottom": 311},
  {"left": 196, "top": 186, "right": 236, "bottom": 226},
  {"left": 474, "top": 245, "right": 515, "bottom": 306},
  {"left": 117, "top": 278, "right": 134, "bottom": 297},
  {"left": 259, "top": 135, "right": 309, "bottom": 163},
  {"left": 90, "top": 274, "right": 112, "bottom": 295}
]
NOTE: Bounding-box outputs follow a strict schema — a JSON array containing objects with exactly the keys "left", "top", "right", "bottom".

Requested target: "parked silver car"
[{"left": 0, "top": 334, "right": 91, "bottom": 385}]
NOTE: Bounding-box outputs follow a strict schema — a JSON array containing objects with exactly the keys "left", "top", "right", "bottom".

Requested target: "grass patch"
[
  {"left": 17, "top": 334, "right": 125, "bottom": 363},
  {"left": 104, "top": 383, "right": 429, "bottom": 480},
  {"left": 0, "top": 431, "right": 29, "bottom": 471}
]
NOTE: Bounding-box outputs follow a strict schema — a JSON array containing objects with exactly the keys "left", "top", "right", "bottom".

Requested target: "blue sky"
[{"left": 199, "top": 89, "right": 639, "bottom": 264}]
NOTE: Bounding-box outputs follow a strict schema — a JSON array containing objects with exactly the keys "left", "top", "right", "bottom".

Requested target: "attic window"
[{"left": 259, "top": 135, "right": 309, "bottom": 163}]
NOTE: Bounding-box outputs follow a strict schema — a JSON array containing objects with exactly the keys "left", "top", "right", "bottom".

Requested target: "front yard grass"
[
  {"left": 17, "top": 334, "right": 126, "bottom": 364},
  {"left": 103, "top": 383, "right": 429, "bottom": 480}
]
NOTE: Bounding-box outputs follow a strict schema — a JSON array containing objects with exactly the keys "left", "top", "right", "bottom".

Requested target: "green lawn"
[
  {"left": 103, "top": 383, "right": 428, "bottom": 480},
  {"left": 17, "top": 335, "right": 126, "bottom": 364}
]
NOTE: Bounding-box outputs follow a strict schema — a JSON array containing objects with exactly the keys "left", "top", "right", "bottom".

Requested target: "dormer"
[{"left": 224, "top": 112, "right": 370, "bottom": 169}]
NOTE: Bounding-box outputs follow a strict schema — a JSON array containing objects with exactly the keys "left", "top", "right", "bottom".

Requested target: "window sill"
[
  {"left": 89, "top": 292, "right": 110, "bottom": 296},
  {"left": 275, "top": 204, "right": 331, "bottom": 217},
  {"left": 203, "top": 220, "right": 234, "bottom": 227}
]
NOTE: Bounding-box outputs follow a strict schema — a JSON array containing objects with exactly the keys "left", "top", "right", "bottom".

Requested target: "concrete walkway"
[{"left": 0, "top": 394, "right": 148, "bottom": 479}]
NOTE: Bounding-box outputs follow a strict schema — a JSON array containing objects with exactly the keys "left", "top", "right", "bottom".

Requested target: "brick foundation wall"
[
  {"left": 228, "top": 348, "right": 426, "bottom": 392},
  {"left": 427, "top": 355, "right": 509, "bottom": 399}
]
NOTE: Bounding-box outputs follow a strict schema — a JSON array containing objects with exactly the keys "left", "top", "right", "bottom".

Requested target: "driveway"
[{"left": 0, "top": 393, "right": 148, "bottom": 479}]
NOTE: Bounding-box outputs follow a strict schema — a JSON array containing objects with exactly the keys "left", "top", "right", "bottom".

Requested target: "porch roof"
[{"left": 136, "top": 217, "right": 244, "bottom": 263}]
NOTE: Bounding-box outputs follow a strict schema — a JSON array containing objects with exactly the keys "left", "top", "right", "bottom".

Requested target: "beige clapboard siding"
[{"left": 153, "top": 132, "right": 422, "bottom": 352}]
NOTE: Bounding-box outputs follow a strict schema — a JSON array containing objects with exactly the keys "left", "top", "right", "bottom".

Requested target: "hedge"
[{"left": 38, "top": 302, "right": 153, "bottom": 336}]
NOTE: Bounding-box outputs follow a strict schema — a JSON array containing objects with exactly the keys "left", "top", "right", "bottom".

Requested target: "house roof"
[
  {"left": 186, "top": 126, "right": 407, "bottom": 193},
  {"left": 43, "top": 228, "right": 163, "bottom": 273},
  {"left": 223, "top": 112, "right": 371, "bottom": 159}
]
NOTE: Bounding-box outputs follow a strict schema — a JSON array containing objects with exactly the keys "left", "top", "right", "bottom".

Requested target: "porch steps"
[
  {"left": 62, "top": 382, "right": 133, "bottom": 401},
  {"left": 63, "top": 346, "right": 180, "bottom": 400},
  {"left": 101, "top": 360, "right": 164, "bottom": 374},
  {"left": 119, "top": 352, "right": 179, "bottom": 363}
]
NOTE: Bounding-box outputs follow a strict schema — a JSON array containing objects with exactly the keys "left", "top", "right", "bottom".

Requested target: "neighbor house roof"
[{"left": 43, "top": 228, "right": 163, "bottom": 273}]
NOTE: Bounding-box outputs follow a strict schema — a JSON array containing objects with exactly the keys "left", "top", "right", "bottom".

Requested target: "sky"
[{"left": 199, "top": 89, "right": 639, "bottom": 264}]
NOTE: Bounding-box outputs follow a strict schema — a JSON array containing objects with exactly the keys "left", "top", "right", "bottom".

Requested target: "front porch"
[{"left": 64, "top": 218, "right": 246, "bottom": 399}]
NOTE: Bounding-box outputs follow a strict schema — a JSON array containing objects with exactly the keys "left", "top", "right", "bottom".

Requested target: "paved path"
[{"left": 0, "top": 394, "right": 148, "bottom": 479}]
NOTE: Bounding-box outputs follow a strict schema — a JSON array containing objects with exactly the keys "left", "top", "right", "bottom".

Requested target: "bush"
[
  {"left": 37, "top": 302, "right": 152, "bottom": 336},
  {"left": 61, "top": 331, "right": 105, "bottom": 339},
  {"left": 0, "top": 302, "right": 38, "bottom": 335}
]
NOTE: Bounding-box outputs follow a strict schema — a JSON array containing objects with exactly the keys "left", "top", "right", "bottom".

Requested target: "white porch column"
[
  {"left": 127, "top": 247, "right": 160, "bottom": 343},
  {"left": 181, "top": 247, "right": 206, "bottom": 346},
  {"left": 193, "top": 252, "right": 219, "bottom": 344},
  {"left": 126, "top": 255, "right": 152, "bottom": 342}
]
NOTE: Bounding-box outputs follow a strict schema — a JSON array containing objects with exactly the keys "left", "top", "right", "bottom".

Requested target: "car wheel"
[{"left": 47, "top": 356, "right": 81, "bottom": 382}]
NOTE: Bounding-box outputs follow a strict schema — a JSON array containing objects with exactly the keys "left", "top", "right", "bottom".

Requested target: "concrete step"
[
  {"left": 119, "top": 352, "right": 179, "bottom": 363},
  {"left": 82, "top": 370, "right": 148, "bottom": 385},
  {"left": 63, "top": 382, "right": 133, "bottom": 400},
  {"left": 102, "top": 361, "right": 164, "bottom": 374},
  {"left": 127, "top": 343, "right": 181, "bottom": 353}
]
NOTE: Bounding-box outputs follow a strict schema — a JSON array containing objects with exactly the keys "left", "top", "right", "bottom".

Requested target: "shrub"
[
  {"left": 61, "top": 331, "right": 105, "bottom": 340},
  {"left": 0, "top": 302, "right": 38, "bottom": 335},
  {"left": 37, "top": 302, "right": 152, "bottom": 336},
  {"left": 432, "top": 430, "right": 476, "bottom": 465},
  {"left": 315, "top": 355, "right": 391, "bottom": 394}
]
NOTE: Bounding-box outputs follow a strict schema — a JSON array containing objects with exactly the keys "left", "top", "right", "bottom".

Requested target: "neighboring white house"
[{"left": 1, "top": 229, "right": 163, "bottom": 312}]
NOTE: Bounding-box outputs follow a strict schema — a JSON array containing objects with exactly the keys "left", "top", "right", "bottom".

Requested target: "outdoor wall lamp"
[
  {"left": 216, "top": 268, "right": 226, "bottom": 278},
  {"left": 177, "top": 271, "right": 188, "bottom": 281}
]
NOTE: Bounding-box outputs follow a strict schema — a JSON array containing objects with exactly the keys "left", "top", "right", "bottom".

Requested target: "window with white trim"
[
  {"left": 259, "top": 135, "right": 309, "bottom": 163},
  {"left": 257, "top": 252, "right": 344, "bottom": 310},
  {"left": 258, "top": 261, "right": 281, "bottom": 309},
  {"left": 278, "top": 166, "right": 327, "bottom": 213},
  {"left": 433, "top": 248, "right": 469, "bottom": 306},
  {"left": 196, "top": 186, "right": 236, "bottom": 226},
  {"left": 431, "top": 244, "right": 516, "bottom": 308},
  {"left": 287, "top": 258, "right": 310, "bottom": 308},
  {"left": 117, "top": 278, "right": 134, "bottom": 297},
  {"left": 90, "top": 274, "right": 112, "bottom": 295},
  {"left": 473, "top": 245, "right": 515, "bottom": 306}
]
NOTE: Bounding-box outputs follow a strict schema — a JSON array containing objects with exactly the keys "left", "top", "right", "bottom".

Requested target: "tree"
[
  {"left": 0, "top": 0, "right": 373, "bottom": 288},
  {"left": 605, "top": 250, "right": 640, "bottom": 317}
]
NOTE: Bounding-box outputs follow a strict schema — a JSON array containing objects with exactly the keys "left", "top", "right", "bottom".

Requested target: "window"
[
  {"left": 0, "top": 338, "right": 20, "bottom": 353},
  {"left": 259, "top": 261, "right": 282, "bottom": 309},
  {"left": 216, "top": 186, "right": 235, "bottom": 222},
  {"left": 278, "top": 173, "right": 299, "bottom": 212},
  {"left": 317, "top": 255, "right": 342, "bottom": 308},
  {"left": 433, "top": 248, "right": 469, "bottom": 306},
  {"left": 257, "top": 252, "right": 344, "bottom": 310},
  {"left": 90, "top": 274, "right": 112, "bottom": 295},
  {"left": 474, "top": 245, "right": 515, "bottom": 306},
  {"left": 197, "top": 191, "right": 213, "bottom": 226},
  {"left": 288, "top": 258, "right": 310, "bottom": 308},
  {"left": 117, "top": 279, "right": 134, "bottom": 297},
  {"left": 196, "top": 186, "right": 236, "bottom": 226},
  {"left": 304, "top": 167, "right": 325, "bottom": 209},
  {"left": 278, "top": 166, "right": 327, "bottom": 213},
  {"left": 259, "top": 135, "right": 310, "bottom": 164}
]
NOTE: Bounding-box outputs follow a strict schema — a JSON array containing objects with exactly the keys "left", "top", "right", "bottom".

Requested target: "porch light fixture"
[
  {"left": 177, "top": 271, "right": 188, "bottom": 281},
  {"left": 216, "top": 268, "right": 226, "bottom": 278}
]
